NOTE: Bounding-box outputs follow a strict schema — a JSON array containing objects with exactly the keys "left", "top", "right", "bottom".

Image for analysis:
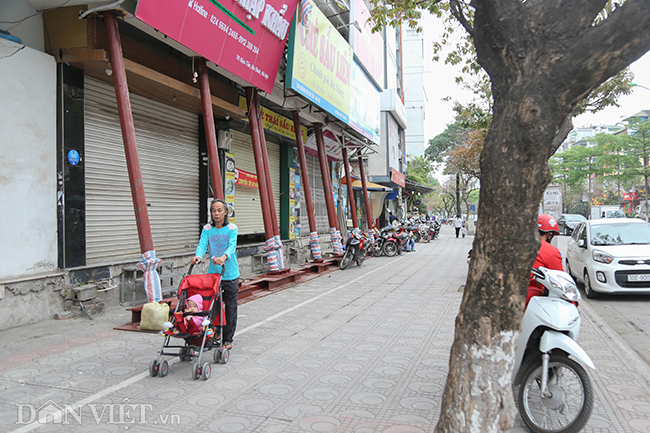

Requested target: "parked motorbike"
[
  {"left": 428, "top": 220, "right": 441, "bottom": 240},
  {"left": 381, "top": 225, "right": 410, "bottom": 257},
  {"left": 371, "top": 226, "right": 393, "bottom": 257},
  {"left": 418, "top": 222, "right": 432, "bottom": 242},
  {"left": 340, "top": 228, "right": 368, "bottom": 270},
  {"left": 404, "top": 218, "right": 421, "bottom": 243},
  {"left": 512, "top": 267, "right": 595, "bottom": 433}
]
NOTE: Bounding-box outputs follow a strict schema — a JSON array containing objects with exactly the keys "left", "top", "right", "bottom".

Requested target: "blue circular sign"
[{"left": 67, "top": 150, "right": 80, "bottom": 166}]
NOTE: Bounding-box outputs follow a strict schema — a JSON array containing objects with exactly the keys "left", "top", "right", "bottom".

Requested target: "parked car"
[
  {"left": 558, "top": 213, "right": 587, "bottom": 236},
  {"left": 565, "top": 218, "right": 650, "bottom": 298}
]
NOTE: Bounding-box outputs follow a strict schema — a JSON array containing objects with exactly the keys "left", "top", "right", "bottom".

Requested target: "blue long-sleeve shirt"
[{"left": 195, "top": 223, "right": 240, "bottom": 281}]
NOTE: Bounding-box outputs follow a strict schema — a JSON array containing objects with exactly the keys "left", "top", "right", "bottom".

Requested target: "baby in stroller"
[
  {"left": 150, "top": 269, "right": 229, "bottom": 381},
  {"left": 183, "top": 294, "right": 206, "bottom": 334}
]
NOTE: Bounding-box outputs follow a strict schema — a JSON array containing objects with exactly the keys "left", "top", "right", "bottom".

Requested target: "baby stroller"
[{"left": 149, "top": 264, "right": 229, "bottom": 380}]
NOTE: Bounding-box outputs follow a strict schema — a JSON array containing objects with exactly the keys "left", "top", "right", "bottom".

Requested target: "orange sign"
[{"left": 391, "top": 168, "right": 405, "bottom": 188}]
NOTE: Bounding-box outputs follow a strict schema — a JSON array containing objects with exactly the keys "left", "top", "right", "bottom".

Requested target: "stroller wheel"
[
  {"left": 202, "top": 362, "right": 211, "bottom": 380},
  {"left": 220, "top": 348, "right": 230, "bottom": 364},
  {"left": 213, "top": 348, "right": 222, "bottom": 363},
  {"left": 191, "top": 362, "right": 201, "bottom": 380},
  {"left": 149, "top": 360, "right": 159, "bottom": 377},
  {"left": 180, "top": 346, "right": 193, "bottom": 362},
  {"left": 159, "top": 360, "right": 169, "bottom": 377}
]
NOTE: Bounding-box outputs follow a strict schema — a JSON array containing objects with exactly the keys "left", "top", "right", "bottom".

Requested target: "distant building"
[{"left": 402, "top": 27, "right": 426, "bottom": 158}]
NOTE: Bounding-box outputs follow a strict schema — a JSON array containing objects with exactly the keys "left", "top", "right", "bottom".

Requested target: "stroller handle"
[{"left": 186, "top": 260, "right": 226, "bottom": 277}]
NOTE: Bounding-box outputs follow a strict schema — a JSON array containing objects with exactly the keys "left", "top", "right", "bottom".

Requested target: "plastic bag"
[{"left": 139, "top": 302, "right": 170, "bottom": 331}]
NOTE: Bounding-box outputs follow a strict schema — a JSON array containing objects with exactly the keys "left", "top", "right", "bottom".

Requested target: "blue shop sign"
[{"left": 67, "top": 150, "right": 80, "bottom": 166}]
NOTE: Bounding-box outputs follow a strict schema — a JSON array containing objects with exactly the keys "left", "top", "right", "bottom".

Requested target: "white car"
[{"left": 566, "top": 218, "right": 650, "bottom": 298}]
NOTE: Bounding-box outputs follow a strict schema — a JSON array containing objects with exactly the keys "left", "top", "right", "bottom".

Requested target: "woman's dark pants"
[{"left": 220, "top": 278, "right": 239, "bottom": 343}]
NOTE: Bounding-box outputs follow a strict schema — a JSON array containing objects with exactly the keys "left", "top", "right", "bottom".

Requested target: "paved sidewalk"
[{"left": 1, "top": 226, "right": 649, "bottom": 432}]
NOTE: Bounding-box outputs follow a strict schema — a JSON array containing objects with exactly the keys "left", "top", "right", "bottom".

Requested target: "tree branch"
[
  {"left": 551, "top": 114, "right": 573, "bottom": 157},
  {"left": 449, "top": 0, "right": 474, "bottom": 37},
  {"left": 556, "top": 0, "right": 650, "bottom": 107},
  {"left": 528, "top": 0, "right": 609, "bottom": 37}
]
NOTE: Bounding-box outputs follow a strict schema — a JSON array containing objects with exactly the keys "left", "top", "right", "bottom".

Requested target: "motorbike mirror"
[{"left": 531, "top": 268, "right": 545, "bottom": 279}]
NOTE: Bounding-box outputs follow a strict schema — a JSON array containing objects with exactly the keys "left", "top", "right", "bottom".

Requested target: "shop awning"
[
  {"left": 341, "top": 177, "right": 392, "bottom": 191},
  {"left": 404, "top": 178, "right": 435, "bottom": 194}
]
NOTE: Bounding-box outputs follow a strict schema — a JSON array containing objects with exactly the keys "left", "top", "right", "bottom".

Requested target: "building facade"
[{"left": 0, "top": 0, "right": 425, "bottom": 329}]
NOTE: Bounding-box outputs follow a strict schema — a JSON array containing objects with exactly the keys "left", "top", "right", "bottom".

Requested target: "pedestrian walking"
[
  {"left": 454, "top": 215, "right": 463, "bottom": 238},
  {"left": 191, "top": 198, "right": 240, "bottom": 350}
]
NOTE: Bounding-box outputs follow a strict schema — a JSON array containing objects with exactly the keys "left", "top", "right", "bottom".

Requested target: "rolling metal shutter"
[
  {"left": 303, "top": 154, "right": 329, "bottom": 234},
  {"left": 84, "top": 77, "right": 199, "bottom": 264},
  {"left": 230, "top": 128, "right": 280, "bottom": 235}
]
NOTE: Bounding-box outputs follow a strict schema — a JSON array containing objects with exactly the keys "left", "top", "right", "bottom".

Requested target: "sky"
[{"left": 419, "top": 13, "right": 650, "bottom": 142}]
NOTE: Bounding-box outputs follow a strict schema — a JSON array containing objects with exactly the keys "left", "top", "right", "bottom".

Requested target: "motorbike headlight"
[
  {"left": 547, "top": 272, "right": 581, "bottom": 302},
  {"left": 562, "top": 283, "right": 581, "bottom": 302},
  {"left": 592, "top": 249, "right": 614, "bottom": 264}
]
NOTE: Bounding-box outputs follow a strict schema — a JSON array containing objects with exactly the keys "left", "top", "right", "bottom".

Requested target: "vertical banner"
[
  {"left": 225, "top": 152, "right": 236, "bottom": 222},
  {"left": 332, "top": 162, "right": 340, "bottom": 210},
  {"left": 293, "top": 153, "right": 301, "bottom": 238},
  {"left": 289, "top": 167, "right": 296, "bottom": 239}
]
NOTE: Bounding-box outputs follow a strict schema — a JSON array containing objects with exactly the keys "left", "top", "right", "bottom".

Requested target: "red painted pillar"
[
  {"left": 359, "top": 156, "right": 373, "bottom": 230},
  {"left": 341, "top": 146, "right": 358, "bottom": 228},
  {"left": 244, "top": 88, "right": 274, "bottom": 241},
  {"left": 314, "top": 124, "right": 343, "bottom": 255},
  {"left": 314, "top": 124, "right": 338, "bottom": 231},
  {"left": 292, "top": 111, "right": 318, "bottom": 234},
  {"left": 292, "top": 111, "right": 321, "bottom": 260},
  {"left": 104, "top": 12, "right": 153, "bottom": 253},
  {"left": 197, "top": 58, "right": 223, "bottom": 200},
  {"left": 252, "top": 89, "right": 279, "bottom": 237}
]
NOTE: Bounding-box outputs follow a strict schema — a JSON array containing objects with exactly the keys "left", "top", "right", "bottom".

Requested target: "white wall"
[
  {"left": 0, "top": 0, "right": 44, "bottom": 51},
  {"left": 0, "top": 40, "right": 57, "bottom": 279},
  {"left": 403, "top": 27, "right": 426, "bottom": 158}
]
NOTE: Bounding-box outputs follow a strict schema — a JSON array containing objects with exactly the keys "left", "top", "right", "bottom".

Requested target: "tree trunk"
[
  {"left": 432, "top": 2, "right": 650, "bottom": 430},
  {"left": 456, "top": 173, "right": 461, "bottom": 217},
  {"left": 436, "top": 87, "right": 559, "bottom": 431}
]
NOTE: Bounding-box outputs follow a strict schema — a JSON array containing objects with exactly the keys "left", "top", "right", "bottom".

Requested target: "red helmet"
[{"left": 538, "top": 214, "right": 559, "bottom": 235}]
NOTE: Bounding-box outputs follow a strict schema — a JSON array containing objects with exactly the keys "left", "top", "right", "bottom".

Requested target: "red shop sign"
[{"left": 135, "top": 0, "right": 299, "bottom": 93}]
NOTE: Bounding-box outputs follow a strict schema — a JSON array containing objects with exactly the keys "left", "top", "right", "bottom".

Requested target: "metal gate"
[{"left": 84, "top": 77, "right": 199, "bottom": 263}]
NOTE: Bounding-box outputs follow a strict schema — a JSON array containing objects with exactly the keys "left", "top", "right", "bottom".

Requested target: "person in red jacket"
[{"left": 526, "top": 214, "right": 563, "bottom": 308}]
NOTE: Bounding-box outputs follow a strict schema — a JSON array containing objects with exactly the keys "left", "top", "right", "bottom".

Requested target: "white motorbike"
[{"left": 512, "top": 267, "right": 595, "bottom": 433}]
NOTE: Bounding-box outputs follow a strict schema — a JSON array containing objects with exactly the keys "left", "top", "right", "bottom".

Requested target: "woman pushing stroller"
[{"left": 191, "top": 199, "right": 240, "bottom": 350}]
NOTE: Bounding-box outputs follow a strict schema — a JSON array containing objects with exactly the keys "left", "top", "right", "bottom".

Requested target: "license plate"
[{"left": 627, "top": 274, "right": 650, "bottom": 282}]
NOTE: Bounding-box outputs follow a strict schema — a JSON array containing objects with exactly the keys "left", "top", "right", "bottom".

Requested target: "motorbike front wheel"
[
  {"left": 372, "top": 241, "right": 384, "bottom": 257},
  {"left": 382, "top": 241, "right": 397, "bottom": 257},
  {"left": 356, "top": 246, "right": 366, "bottom": 267},
  {"left": 517, "top": 354, "right": 594, "bottom": 433},
  {"left": 339, "top": 248, "right": 354, "bottom": 270},
  {"left": 412, "top": 232, "right": 421, "bottom": 243}
]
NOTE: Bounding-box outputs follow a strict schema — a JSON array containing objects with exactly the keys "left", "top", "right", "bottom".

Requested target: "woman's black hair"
[{"left": 210, "top": 198, "right": 229, "bottom": 227}]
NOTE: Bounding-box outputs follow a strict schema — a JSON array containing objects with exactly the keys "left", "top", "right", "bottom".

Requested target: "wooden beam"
[
  {"left": 121, "top": 59, "right": 246, "bottom": 118},
  {"left": 79, "top": 57, "right": 245, "bottom": 119}
]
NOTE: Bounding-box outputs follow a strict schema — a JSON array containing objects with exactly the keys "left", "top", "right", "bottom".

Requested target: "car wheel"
[
  {"left": 583, "top": 271, "right": 599, "bottom": 299},
  {"left": 565, "top": 226, "right": 571, "bottom": 236}
]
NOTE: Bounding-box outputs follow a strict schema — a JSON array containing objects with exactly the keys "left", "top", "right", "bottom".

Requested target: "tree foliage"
[
  {"left": 445, "top": 128, "right": 484, "bottom": 178},
  {"left": 406, "top": 154, "right": 438, "bottom": 186}
]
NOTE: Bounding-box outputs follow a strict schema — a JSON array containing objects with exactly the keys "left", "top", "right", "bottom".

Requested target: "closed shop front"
[
  {"left": 301, "top": 153, "right": 330, "bottom": 235},
  {"left": 84, "top": 77, "right": 200, "bottom": 263},
  {"left": 229, "top": 127, "right": 281, "bottom": 236}
]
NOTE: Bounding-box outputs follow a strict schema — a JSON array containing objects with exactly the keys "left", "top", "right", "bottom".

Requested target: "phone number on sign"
[{"left": 209, "top": 15, "right": 259, "bottom": 54}]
